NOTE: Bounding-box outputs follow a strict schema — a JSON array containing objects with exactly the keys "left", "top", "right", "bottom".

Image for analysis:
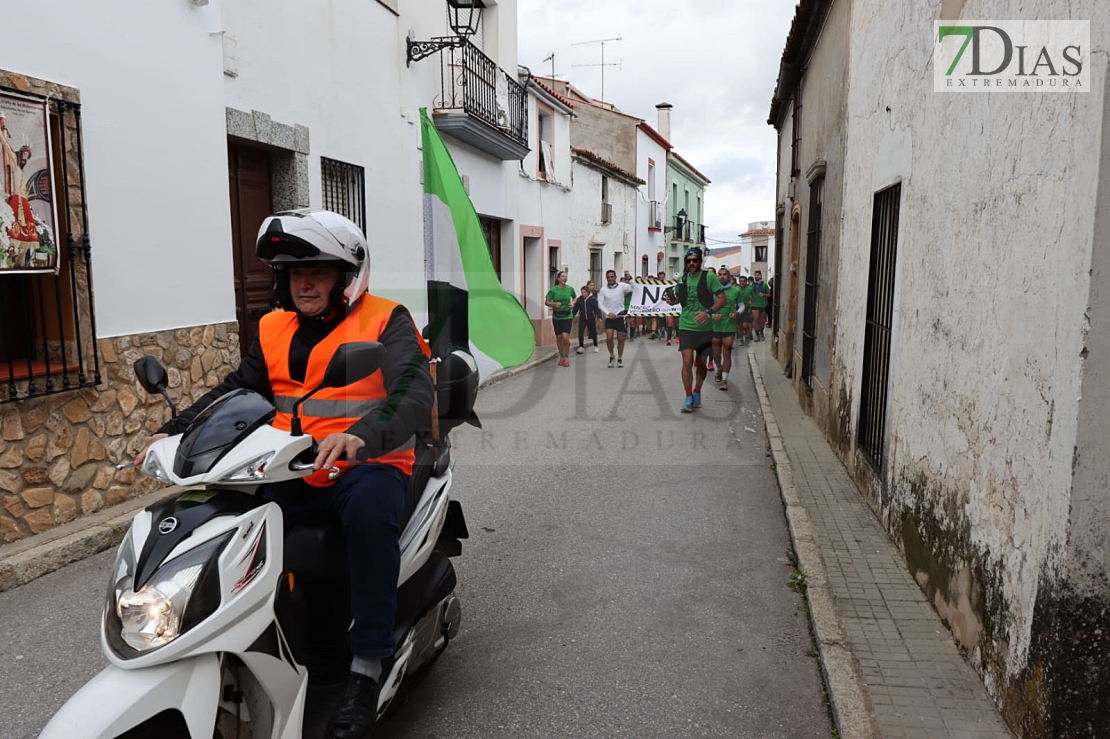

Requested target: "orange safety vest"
[{"left": 259, "top": 294, "right": 431, "bottom": 485}]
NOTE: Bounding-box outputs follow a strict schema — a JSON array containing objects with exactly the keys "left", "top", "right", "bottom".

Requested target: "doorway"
[{"left": 228, "top": 142, "right": 275, "bottom": 354}]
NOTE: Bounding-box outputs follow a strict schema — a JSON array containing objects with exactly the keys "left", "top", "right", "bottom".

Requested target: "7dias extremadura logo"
[{"left": 934, "top": 20, "right": 1089, "bottom": 92}]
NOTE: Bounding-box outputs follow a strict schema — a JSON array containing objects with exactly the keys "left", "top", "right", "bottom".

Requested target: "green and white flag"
[{"left": 421, "top": 108, "right": 535, "bottom": 382}]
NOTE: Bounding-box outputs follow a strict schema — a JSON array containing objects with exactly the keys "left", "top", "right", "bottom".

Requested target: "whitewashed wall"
[
  {"left": 566, "top": 160, "right": 637, "bottom": 286},
  {"left": 8, "top": 0, "right": 231, "bottom": 337},
  {"left": 635, "top": 128, "right": 668, "bottom": 277},
  {"left": 837, "top": 0, "right": 1107, "bottom": 701},
  {"left": 513, "top": 84, "right": 572, "bottom": 315}
]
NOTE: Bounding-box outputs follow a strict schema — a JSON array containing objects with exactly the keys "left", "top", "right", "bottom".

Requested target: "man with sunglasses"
[{"left": 664, "top": 247, "right": 726, "bottom": 412}]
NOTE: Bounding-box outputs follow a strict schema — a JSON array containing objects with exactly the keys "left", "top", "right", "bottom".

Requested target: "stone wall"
[{"left": 0, "top": 322, "right": 239, "bottom": 542}]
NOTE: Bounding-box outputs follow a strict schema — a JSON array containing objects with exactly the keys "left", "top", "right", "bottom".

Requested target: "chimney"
[{"left": 656, "top": 102, "right": 673, "bottom": 143}]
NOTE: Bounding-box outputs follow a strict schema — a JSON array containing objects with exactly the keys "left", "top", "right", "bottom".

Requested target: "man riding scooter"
[{"left": 137, "top": 209, "right": 434, "bottom": 739}]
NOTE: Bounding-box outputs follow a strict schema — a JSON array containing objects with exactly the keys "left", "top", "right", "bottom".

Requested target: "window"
[
  {"left": 537, "top": 107, "right": 553, "bottom": 180},
  {"left": 600, "top": 176, "right": 611, "bottom": 224},
  {"left": 858, "top": 183, "right": 902, "bottom": 469},
  {"left": 791, "top": 85, "right": 802, "bottom": 177},
  {"left": 647, "top": 160, "right": 656, "bottom": 201},
  {"left": 1, "top": 92, "right": 100, "bottom": 403},
  {"left": 549, "top": 244, "right": 560, "bottom": 288},
  {"left": 773, "top": 210, "right": 785, "bottom": 332},
  {"left": 480, "top": 216, "right": 501, "bottom": 281},
  {"left": 801, "top": 178, "right": 823, "bottom": 389},
  {"left": 755, "top": 244, "right": 768, "bottom": 262},
  {"left": 589, "top": 249, "right": 602, "bottom": 288},
  {"left": 321, "top": 157, "right": 366, "bottom": 234}
]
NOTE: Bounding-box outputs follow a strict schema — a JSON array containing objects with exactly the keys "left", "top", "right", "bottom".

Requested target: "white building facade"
[
  {"left": 634, "top": 123, "right": 670, "bottom": 278},
  {"left": 769, "top": 0, "right": 1110, "bottom": 730}
]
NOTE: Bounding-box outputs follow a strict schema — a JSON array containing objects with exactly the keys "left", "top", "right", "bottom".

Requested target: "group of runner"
[{"left": 544, "top": 249, "right": 771, "bottom": 412}]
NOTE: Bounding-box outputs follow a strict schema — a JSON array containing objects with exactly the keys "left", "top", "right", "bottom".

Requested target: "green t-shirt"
[
  {"left": 711, "top": 284, "right": 743, "bottom": 333},
  {"left": 678, "top": 270, "right": 724, "bottom": 332},
  {"left": 623, "top": 289, "right": 632, "bottom": 311},
  {"left": 545, "top": 285, "right": 576, "bottom": 319},
  {"left": 735, "top": 285, "right": 753, "bottom": 314},
  {"left": 751, "top": 280, "right": 769, "bottom": 308}
]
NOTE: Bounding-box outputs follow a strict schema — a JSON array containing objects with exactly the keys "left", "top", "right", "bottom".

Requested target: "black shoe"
[{"left": 325, "top": 672, "right": 381, "bottom": 738}]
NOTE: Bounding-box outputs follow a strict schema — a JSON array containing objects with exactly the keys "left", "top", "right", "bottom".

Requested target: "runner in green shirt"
[
  {"left": 710, "top": 267, "right": 743, "bottom": 391},
  {"left": 735, "top": 276, "right": 754, "bottom": 345},
  {"left": 544, "top": 271, "right": 577, "bottom": 367},
  {"left": 663, "top": 248, "right": 726, "bottom": 413},
  {"left": 751, "top": 269, "right": 770, "bottom": 341}
]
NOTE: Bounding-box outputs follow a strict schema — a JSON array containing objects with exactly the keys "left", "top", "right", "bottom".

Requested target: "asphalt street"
[{"left": 0, "top": 336, "right": 831, "bottom": 738}]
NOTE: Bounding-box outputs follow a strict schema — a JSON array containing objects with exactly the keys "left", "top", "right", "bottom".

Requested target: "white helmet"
[{"left": 256, "top": 210, "right": 371, "bottom": 314}]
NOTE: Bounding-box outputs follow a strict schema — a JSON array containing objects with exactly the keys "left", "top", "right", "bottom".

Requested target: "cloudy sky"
[{"left": 518, "top": 0, "right": 799, "bottom": 247}]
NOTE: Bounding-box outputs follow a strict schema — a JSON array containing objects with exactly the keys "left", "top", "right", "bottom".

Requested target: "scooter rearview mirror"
[
  {"left": 291, "top": 342, "right": 386, "bottom": 437},
  {"left": 318, "top": 342, "right": 386, "bottom": 390},
  {"left": 135, "top": 356, "right": 168, "bottom": 395},
  {"left": 133, "top": 356, "right": 178, "bottom": 419}
]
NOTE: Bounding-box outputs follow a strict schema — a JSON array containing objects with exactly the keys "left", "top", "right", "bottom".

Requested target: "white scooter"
[{"left": 39, "top": 342, "right": 478, "bottom": 739}]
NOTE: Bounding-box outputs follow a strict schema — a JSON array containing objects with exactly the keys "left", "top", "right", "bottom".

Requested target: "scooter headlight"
[{"left": 106, "top": 532, "right": 232, "bottom": 656}]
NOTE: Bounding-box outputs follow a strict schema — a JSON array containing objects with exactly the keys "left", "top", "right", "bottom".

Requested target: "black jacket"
[{"left": 159, "top": 304, "right": 434, "bottom": 461}]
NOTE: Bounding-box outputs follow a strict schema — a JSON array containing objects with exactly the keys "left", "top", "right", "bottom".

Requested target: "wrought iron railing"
[
  {"left": 1, "top": 98, "right": 100, "bottom": 403},
  {"left": 437, "top": 39, "right": 527, "bottom": 148}
]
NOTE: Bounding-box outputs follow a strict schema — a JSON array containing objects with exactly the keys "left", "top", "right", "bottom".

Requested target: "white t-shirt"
[{"left": 598, "top": 281, "right": 633, "bottom": 317}]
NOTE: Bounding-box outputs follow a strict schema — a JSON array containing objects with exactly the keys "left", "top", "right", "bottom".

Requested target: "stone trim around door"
[{"left": 225, "top": 107, "right": 310, "bottom": 211}]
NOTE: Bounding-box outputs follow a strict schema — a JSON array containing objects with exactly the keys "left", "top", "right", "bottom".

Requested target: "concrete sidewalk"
[
  {"left": 0, "top": 346, "right": 560, "bottom": 594},
  {"left": 749, "top": 345, "right": 1014, "bottom": 739}
]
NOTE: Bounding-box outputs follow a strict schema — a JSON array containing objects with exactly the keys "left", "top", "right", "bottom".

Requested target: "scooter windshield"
[{"left": 174, "top": 389, "right": 277, "bottom": 478}]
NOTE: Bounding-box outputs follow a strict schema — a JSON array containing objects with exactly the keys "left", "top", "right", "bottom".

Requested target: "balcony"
[
  {"left": 649, "top": 200, "right": 663, "bottom": 230},
  {"left": 433, "top": 39, "right": 529, "bottom": 161}
]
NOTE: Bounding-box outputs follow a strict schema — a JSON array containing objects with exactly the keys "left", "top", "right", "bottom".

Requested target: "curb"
[
  {"left": 478, "top": 346, "right": 560, "bottom": 389},
  {"left": 0, "top": 350, "right": 559, "bottom": 594},
  {"left": 748, "top": 351, "right": 879, "bottom": 739},
  {"left": 0, "top": 487, "right": 175, "bottom": 594}
]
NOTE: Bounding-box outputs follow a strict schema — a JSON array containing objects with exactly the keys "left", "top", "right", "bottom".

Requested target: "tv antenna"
[
  {"left": 572, "top": 35, "right": 622, "bottom": 101},
  {"left": 541, "top": 53, "right": 557, "bottom": 80}
]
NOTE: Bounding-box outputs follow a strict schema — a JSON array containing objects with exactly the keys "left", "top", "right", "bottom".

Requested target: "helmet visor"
[{"left": 257, "top": 233, "right": 323, "bottom": 261}]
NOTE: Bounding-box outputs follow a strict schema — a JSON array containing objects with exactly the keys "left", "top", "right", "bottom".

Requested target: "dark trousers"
[
  {"left": 578, "top": 317, "right": 598, "bottom": 347},
  {"left": 266, "top": 463, "right": 407, "bottom": 658}
]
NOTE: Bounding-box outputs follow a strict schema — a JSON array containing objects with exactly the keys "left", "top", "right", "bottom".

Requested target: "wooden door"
[{"left": 228, "top": 143, "right": 274, "bottom": 355}]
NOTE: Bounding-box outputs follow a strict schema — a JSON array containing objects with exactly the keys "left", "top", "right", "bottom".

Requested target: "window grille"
[
  {"left": 801, "top": 178, "right": 823, "bottom": 389},
  {"left": 858, "top": 183, "right": 901, "bottom": 469},
  {"left": 321, "top": 157, "right": 366, "bottom": 234},
  {"left": 2, "top": 97, "right": 100, "bottom": 403},
  {"left": 791, "top": 87, "right": 802, "bottom": 177},
  {"left": 772, "top": 211, "right": 784, "bottom": 332}
]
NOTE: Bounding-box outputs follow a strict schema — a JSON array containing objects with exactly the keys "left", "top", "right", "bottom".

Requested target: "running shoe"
[
  {"left": 608, "top": 357, "right": 615, "bottom": 368},
  {"left": 692, "top": 391, "right": 702, "bottom": 408},
  {"left": 617, "top": 358, "right": 624, "bottom": 368},
  {"left": 719, "top": 381, "right": 728, "bottom": 391},
  {"left": 666, "top": 339, "right": 672, "bottom": 346},
  {"left": 680, "top": 396, "right": 695, "bottom": 413},
  {"left": 594, "top": 346, "right": 600, "bottom": 353},
  {"left": 707, "top": 359, "right": 714, "bottom": 371},
  {"left": 714, "top": 370, "right": 722, "bottom": 383},
  {"left": 576, "top": 347, "right": 585, "bottom": 354}
]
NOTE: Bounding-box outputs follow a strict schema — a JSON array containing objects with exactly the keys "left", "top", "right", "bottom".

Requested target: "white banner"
[{"left": 627, "top": 278, "right": 680, "bottom": 317}]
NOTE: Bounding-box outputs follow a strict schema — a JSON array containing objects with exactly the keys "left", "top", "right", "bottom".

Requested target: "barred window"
[
  {"left": 1, "top": 86, "right": 100, "bottom": 404},
  {"left": 321, "top": 157, "right": 366, "bottom": 234}
]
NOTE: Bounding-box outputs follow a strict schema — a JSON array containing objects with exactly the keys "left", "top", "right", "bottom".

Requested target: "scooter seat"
[{"left": 284, "top": 451, "right": 436, "bottom": 579}]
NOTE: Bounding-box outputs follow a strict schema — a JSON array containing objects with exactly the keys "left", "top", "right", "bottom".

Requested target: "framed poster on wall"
[{"left": 0, "top": 90, "right": 59, "bottom": 273}]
